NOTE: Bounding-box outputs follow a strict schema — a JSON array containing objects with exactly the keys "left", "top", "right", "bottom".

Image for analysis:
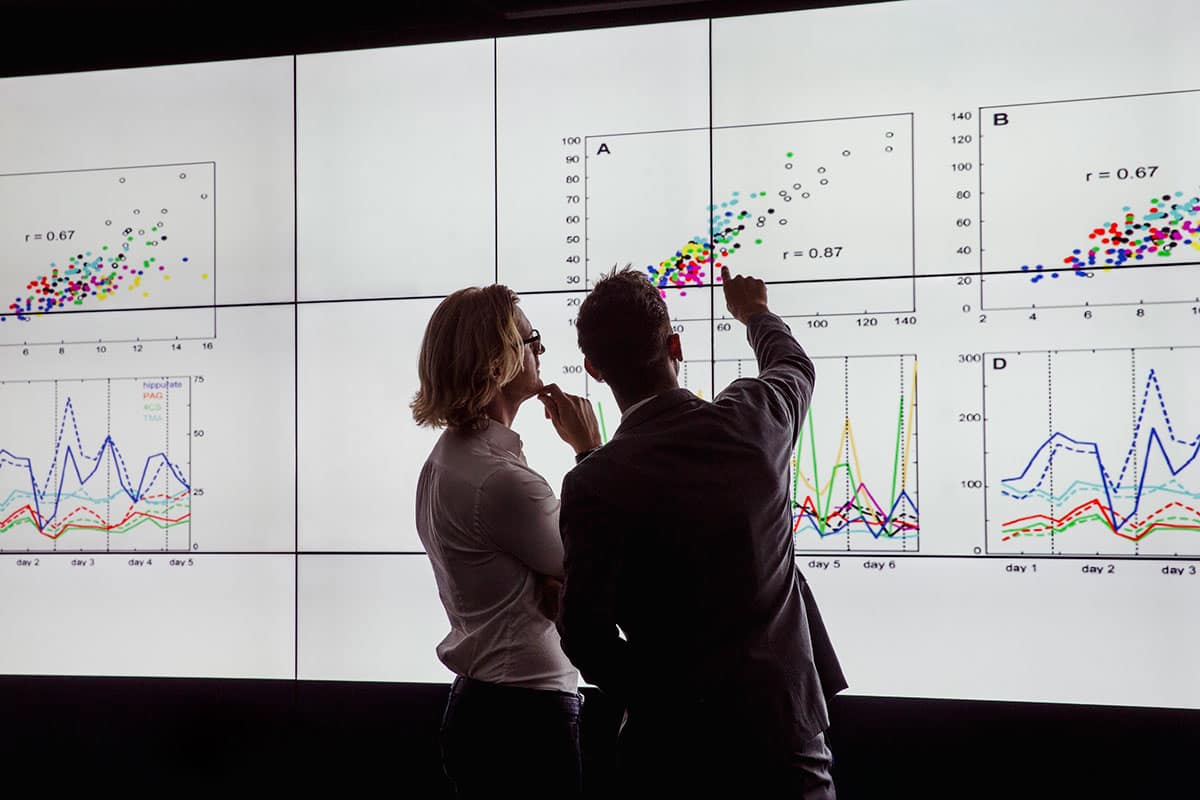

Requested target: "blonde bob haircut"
[{"left": 411, "top": 284, "right": 525, "bottom": 431}]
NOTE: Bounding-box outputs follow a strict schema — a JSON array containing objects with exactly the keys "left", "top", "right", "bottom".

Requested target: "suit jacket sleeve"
[
  {"left": 718, "top": 311, "right": 816, "bottom": 440},
  {"left": 556, "top": 467, "right": 630, "bottom": 700}
]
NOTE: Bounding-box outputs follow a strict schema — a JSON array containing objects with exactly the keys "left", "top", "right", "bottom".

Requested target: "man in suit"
[{"left": 541, "top": 265, "right": 846, "bottom": 796}]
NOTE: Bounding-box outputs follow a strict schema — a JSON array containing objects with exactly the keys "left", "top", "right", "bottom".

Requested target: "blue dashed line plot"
[
  {"left": 0, "top": 376, "right": 193, "bottom": 552},
  {"left": 984, "top": 347, "right": 1200, "bottom": 557}
]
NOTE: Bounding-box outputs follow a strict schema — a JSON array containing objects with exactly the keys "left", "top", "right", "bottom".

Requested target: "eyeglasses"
[{"left": 522, "top": 329, "right": 544, "bottom": 354}]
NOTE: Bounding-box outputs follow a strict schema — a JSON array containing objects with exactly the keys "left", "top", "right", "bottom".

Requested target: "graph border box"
[
  {"left": 0, "top": 161, "right": 217, "bottom": 345},
  {"left": 0, "top": 374, "right": 193, "bottom": 554},
  {"left": 981, "top": 345, "right": 1200, "bottom": 560},
  {"left": 584, "top": 112, "right": 916, "bottom": 318},
  {"left": 976, "top": 89, "right": 1200, "bottom": 312}
]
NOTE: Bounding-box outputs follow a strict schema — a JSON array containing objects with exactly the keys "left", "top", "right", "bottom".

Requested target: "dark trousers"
[
  {"left": 618, "top": 712, "right": 836, "bottom": 799},
  {"left": 440, "top": 676, "right": 582, "bottom": 800}
]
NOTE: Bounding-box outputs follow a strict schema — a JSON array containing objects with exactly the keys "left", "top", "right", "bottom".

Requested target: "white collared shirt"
[
  {"left": 415, "top": 420, "right": 578, "bottom": 692},
  {"left": 620, "top": 393, "right": 659, "bottom": 422}
]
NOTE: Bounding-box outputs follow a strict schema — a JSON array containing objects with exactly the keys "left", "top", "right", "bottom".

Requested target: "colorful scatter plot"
[
  {"left": 639, "top": 138, "right": 889, "bottom": 293},
  {"left": 3, "top": 219, "right": 195, "bottom": 322},
  {"left": 644, "top": 203, "right": 756, "bottom": 295},
  {"left": 1022, "top": 192, "right": 1200, "bottom": 283}
]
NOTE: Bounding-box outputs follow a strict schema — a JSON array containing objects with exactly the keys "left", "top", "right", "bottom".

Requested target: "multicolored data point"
[
  {"left": 640, "top": 142, "right": 875, "bottom": 293},
  {"left": 3, "top": 220, "right": 200, "bottom": 322},
  {"left": 1020, "top": 191, "right": 1200, "bottom": 284},
  {"left": 645, "top": 202, "right": 756, "bottom": 295},
  {"left": 644, "top": 187, "right": 787, "bottom": 295}
]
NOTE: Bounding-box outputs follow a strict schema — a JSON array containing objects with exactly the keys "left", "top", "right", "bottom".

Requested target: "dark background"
[
  {"left": 2, "top": 675, "right": 1196, "bottom": 794},
  {"left": 1, "top": 0, "right": 1196, "bottom": 794}
]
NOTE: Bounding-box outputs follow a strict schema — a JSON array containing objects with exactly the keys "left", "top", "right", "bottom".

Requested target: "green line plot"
[{"left": 716, "top": 353, "right": 918, "bottom": 552}]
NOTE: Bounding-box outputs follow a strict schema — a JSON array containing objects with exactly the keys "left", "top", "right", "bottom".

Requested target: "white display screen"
[{"left": 0, "top": 0, "right": 1197, "bottom": 709}]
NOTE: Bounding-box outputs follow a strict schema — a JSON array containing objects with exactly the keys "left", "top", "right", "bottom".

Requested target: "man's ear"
[
  {"left": 668, "top": 332, "right": 683, "bottom": 362},
  {"left": 584, "top": 356, "right": 604, "bottom": 383}
]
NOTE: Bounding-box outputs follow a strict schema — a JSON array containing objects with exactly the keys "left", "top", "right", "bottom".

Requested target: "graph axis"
[
  {"left": 1, "top": 332, "right": 216, "bottom": 350},
  {"left": 975, "top": 274, "right": 1200, "bottom": 313}
]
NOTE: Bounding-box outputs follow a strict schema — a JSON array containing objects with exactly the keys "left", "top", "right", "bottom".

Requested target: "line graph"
[
  {"left": 0, "top": 377, "right": 192, "bottom": 552},
  {"left": 716, "top": 354, "right": 918, "bottom": 552},
  {"left": 984, "top": 348, "right": 1200, "bottom": 556}
]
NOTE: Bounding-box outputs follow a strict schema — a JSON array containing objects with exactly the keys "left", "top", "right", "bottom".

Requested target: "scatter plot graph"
[
  {"left": 583, "top": 127, "right": 710, "bottom": 291},
  {"left": 979, "top": 90, "right": 1200, "bottom": 309},
  {"left": 584, "top": 114, "right": 914, "bottom": 316},
  {"left": 0, "top": 377, "right": 192, "bottom": 552},
  {"left": 715, "top": 354, "right": 919, "bottom": 552},
  {"left": 0, "top": 163, "right": 216, "bottom": 345},
  {"left": 984, "top": 348, "right": 1200, "bottom": 556}
]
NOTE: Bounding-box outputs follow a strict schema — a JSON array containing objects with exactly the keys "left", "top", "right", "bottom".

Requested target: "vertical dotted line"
[
  {"left": 53, "top": 380, "right": 58, "bottom": 553},
  {"left": 188, "top": 375, "right": 193, "bottom": 553},
  {"left": 844, "top": 357, "right": 852, "bottom": 553},
  {"left": 165, "top": 377, "right": 170, "bottom": 552},
  {"left": 106, "top": 379, "right": 111, "bottom": 553},
  {"left": 1047, "top": 352, "right": 1055, "bottom": 556},
  {"left": 899, "top": 356, "right": 906, "bottom": 552},
  {"left": 1132, "top": 350, "right": 1139, "bottom": 556}
]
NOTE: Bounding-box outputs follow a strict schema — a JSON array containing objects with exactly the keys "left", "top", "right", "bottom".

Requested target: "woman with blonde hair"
[{"left": 412, "top": 284, "right": 599, "bottom": 799}]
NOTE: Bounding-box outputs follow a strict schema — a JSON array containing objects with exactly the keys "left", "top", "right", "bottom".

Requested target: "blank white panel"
[
  {"left": 0, "top": 554, "right": 295, "bottom": 679},
  {"left": 298, "top": 554, "right": 453, "bottom": 683},
  {"left": 297, "top": 298, "right": 440, "bottom": 552},
  {"left": 298, "top": 40, "right": 495, "bottom": 300}
]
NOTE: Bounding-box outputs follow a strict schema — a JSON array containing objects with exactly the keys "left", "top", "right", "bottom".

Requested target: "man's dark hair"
[{"left": 576, "top": 266, "right": 671, "bottom": 395}]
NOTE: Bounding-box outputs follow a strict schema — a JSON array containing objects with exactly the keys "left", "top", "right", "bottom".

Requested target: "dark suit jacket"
[{"left": 557, "top": 312, "right": 846, "bottom": 752}]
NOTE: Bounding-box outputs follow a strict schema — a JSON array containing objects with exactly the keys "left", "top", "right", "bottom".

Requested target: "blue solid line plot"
[
  {"left": 998, "top": 368, "right": 1200, "bottom": 544},
  {"left": 793, "top": 491, "right": 920, "bottom": 540},
  {"left": 0, "top": 396, "right": 190, "bottom": 541}
]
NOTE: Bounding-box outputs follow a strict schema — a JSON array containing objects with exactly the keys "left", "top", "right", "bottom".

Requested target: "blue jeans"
[{"left": 440, "top": 676, "right": 582, "bottom": 799}]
